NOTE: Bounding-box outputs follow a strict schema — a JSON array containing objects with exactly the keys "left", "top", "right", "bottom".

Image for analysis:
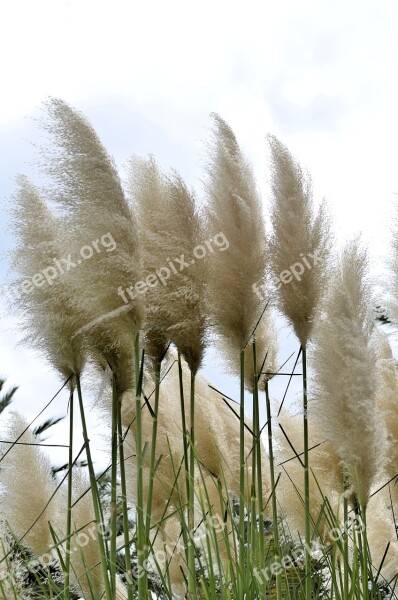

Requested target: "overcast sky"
[{"left": 1, "top": 0, "right": 397, "bottom": 466}]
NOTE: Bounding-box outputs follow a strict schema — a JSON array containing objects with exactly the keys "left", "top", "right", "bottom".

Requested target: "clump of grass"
[{"left": 2, "top": 100, "right": 398, "bottom": 600}]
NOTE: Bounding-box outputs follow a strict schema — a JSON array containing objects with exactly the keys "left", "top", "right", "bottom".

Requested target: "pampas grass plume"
[
  {"left": 129, "top": 156, "right": 207, "bottom": 374},
  {"left": 40, "top": 98, "right": 143, "bottom": 392},
  {"left": 206, "top": 113, "right": 277, "bottom": 387},
  {"left": 374, "top": 330, "right": 398, "bottom": 506},
  {"left": 268, "top": 135, "right": 330, "bottom": 346},
  {"left": 312, "top": 239, "right": 386, "bottom": 509},
  {"left": 10, "top": 176, "right": 85, "bottom": 383},
  {"left": 0, "top": 412, "right": 57, "bottom": 556}
]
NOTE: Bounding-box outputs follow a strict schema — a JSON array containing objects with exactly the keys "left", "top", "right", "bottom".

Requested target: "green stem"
[
  {"left": 117, "top": 393, "right": 134, "bottom": 600},
  {"left": 177, "top": 352, "right": 190, "bottom": 500},
  {"left": 110, "top": 373, "right": 118, "bottom": 596},
  {"left": 251, "top": 342, "right": 258, "bottom": 572},
  {"left": 265, "top": 380, "right": 282, "bottom": 600},
  {"left": 144, "top": 361, "right": 161, "bottom": 554},
  {"left": 302, "top": 344, "right": 312, "bottom": 599},
  {"left": 134, "top": 335, "right": 147, "bottom": 599},
  {"left": 187, "top": 370, "right": 196, "bottom": 599},
  {"left": 239, "top": 350, "right": 245, "bottom": 595},
  {"left": 176, "top": 352, "right": 190, "bottom": 568},
  {"left": 343, "top": 491, "right": 349, "bottom": 600},
  {"left": 75, "top": 374, "right": 112, "bottom": 600},
  {"left": 64, "top": 387, "right": 74, "bottom": 600},
  {"left": 360, "top": 507, "right": 368, "bottom": 600}
]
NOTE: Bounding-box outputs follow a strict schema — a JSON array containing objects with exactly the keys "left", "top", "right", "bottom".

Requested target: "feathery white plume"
[
  {"left": 312, "top": 239, "right": 386, "bottom": 509},
  {"left": 129, "top": 156, "right": 207, "bottom": 374},
  {"left": 268, "top": 135, "right": 330, "bottom": 346},
  {"left": 374, "top": 330, "right": 398, "bottom": 506},
  {"left": 0, "top": 412, "right": 58, "bottom": 556},
  {"left": 40, "top": 98, "right": 143, "bottom": 391},
  {"left": 205, "top": 113, "right": 277, "bottom": 388},
  {"left": 367, "top": 487, "right": 398, "bottom": 584},
  {"left": 9, "top": 175, "right": 86, "bottom": 382}
]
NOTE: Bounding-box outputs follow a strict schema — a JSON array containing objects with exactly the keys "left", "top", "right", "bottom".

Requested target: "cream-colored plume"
[
  {"left": 374, "top": 329, "right": 398, "bottom": 507},
  {"left": 128, "top": 156, "right": 207, "bottom": 374},
  {"left": 127, "top": 155, "right": 172, "bottom": 367},
  {"left": 367, "top": 486, "right": 398, "bottom": 584},
  {"left": 276, "top": 410, "right": 344, "bottom": 540},
  {"left": 268, "top": 135, "right": 330, "bottom": 346},
  {"left": 205, "top": 113, "right": 277, "bottom": 389},
  {"left": 39, "top": 98, "right": 143, "bottom": 392},
  {"left": 312, "top": 239, "right": 386, "bottom": 510},
  {"left": 9, "top": 175, "right": 85, "bottom": 382},
  {"left": 0, "top": 412, "right": 58, "bottom": 556}
]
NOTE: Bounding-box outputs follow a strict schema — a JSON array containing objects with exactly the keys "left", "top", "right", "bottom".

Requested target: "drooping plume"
[
  {"left": 9, "top": 175, "right": 85, "bottom": 382},
  {"left": 127, "top": 156, "right": 169, "bottom": 366},
  {"left": 129, "top": 156, "right": 207, "bottom": 374},
  {"left": 205, "top": 113, "right": 277, "bottom": 387},
  {"left": 312, "top": 239, "right": 386, "bottom": 509},
  {"left": 0, "top": 412, "right": 58, "bottom": 556},
  {"left": 268, "top": 135, "right": 330, "bottom": 346},
  {"left": 39, "top": 98, "right": 143, "bottom": 392}
]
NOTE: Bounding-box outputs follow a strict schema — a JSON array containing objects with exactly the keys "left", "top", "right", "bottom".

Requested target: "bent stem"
[{"left": 75, "top": 374, "right": 112, "bottom": 600}]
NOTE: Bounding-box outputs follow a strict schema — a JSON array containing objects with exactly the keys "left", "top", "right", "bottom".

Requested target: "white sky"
[{"left": 0, "top": 0, "right": 397, "bottom": 467}]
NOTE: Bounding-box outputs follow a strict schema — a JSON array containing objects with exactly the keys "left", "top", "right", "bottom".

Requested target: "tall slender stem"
[
  {"left": 177, "top": 352, "right": 190, "bottom": 499},
  {"left": 117, "top": 395, "right": 134, "bottom": 600},
  {"left": 144, "top": 361, "right": 161, "bottom": 552},
  {"left": 343, "top": 490, "right": 349, "bottom": 599},
  {"left": 64, "top": 387, "right": 74, "bottom": 600},
  {"left": 302, "top": 344, "right": 312, "bottom": 599},
  {"left": 187, "top": 370, "right": 196, "bottom": 598},
  {"left": 251, "top": 343, "right": 258, "bottom": 571},
  {"left": 176, "top": 352, "right": 190, "bottom": 570},
  {"left": 75, "top": 374, "right": 112, "bottom": 600},
  {"left": 110, "top": 373, "right": 118, "bottom": 596},
  {"left": 239, "top": 350, "right": 245, "bottom": 595},
  {"left": 134, "top": 335, "right": 147, "bottom": 599},
  {"left": 360, "top": 506, "right": 368, "bottom": 600},
  {"left": 265, "top": 379, "right": 282, "bottom": 600},
  {"left": 253, "top": 338, "right": 266, "bottom": 594}
]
